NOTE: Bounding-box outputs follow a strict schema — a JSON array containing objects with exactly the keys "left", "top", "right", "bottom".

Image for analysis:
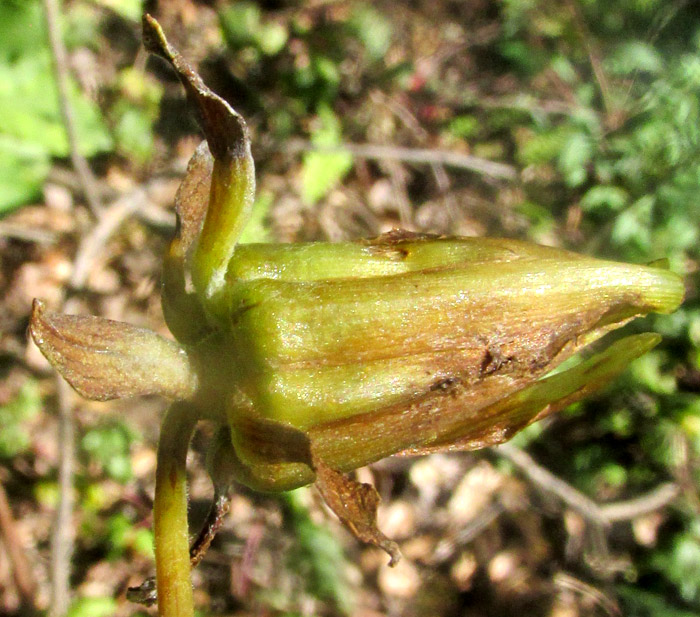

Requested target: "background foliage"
[{"left": 1, "top": 1, "right": 699, "bottom": 616}]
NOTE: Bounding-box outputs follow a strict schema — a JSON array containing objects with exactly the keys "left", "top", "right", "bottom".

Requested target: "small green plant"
[
  {"left": 0, "top": 378, "right": 41, "bottom": 458},
  {"left": 0, "top": 0, "right": 111, "bottom": 214},
  {"left": 28, "top": 15, "right": 684, "bottom": 617},
  {"left": 66, "top": 596, "right": 117, "bottom": 617},
  {"left": 284, "top": 490, "right": 353, "bottom": 613},
  {"left": 81, "top": 420, "right": 139, "bottom": 484}
]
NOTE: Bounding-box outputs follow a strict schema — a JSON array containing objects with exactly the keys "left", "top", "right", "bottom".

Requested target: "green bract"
[{"left": 28, "top": 16, "right": 684, "bottom": 617}]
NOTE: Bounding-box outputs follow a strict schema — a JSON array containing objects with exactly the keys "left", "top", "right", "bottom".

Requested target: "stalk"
[{"left": 154, "top": 402, "right": 198, "bottom": 617}]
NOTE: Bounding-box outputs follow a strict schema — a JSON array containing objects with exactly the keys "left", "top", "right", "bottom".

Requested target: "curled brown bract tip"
[
  {"left": 142, "top": 14, "right": 249, "bottom": 162},
  {"left": 312, "top": 450, "right": 402, "bottom": 566}
]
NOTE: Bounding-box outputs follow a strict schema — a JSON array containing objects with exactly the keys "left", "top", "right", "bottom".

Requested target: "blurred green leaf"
[
  {"left": 618, "top": 586, "right": 700, "bottom": 617},
  {"left": 81, "top": 421, "right": 138, "bottom": 483},
  {"left": 651, "top": 524, "right": 700, "bottom": 604},
  {"left": 67, "top": 597, "right": 117, "bottom": 617},
  {"left": 628, "top": 350, "right": 677, "bottom": 395},
  {"left": 498, "top": 39, "right": 547, "bottom": 75},
  {"left": 0, "top": 0, "right": 46, "bottom": 62},
  {"left": 611, "top": 196, "right": 653, "bottom": 252},
  {"left": 0, "top": 136, "right": 51, "bottom": 213},
  {"left": 63, "top": 4, "right": 101, "bottom": 50},
  {"left": 550, "top": 55, "right": 577, "bottom": 84},
  {"left": 34, "top": 481, "right": 59, "bottom": 508},
  {"left": 679, "top": 398, "right": 700, "bottom": 453},
  {"left": 91, "top": 0, "right": 142, "bottom": 21},
  {"left": 558, "top": 131, "right": 592, "bottom": 187},
  {"left": 83, "top": 483, "right": 108, "bottom": 513},
  {"left": 106, "top": 512, "right": 154, "bottom": 559},
  {"left": 111, "top": 67, "right": 162, "bottom": 162},
  {"left": 285, "top": 489, "right": 353, "bottom": 614},
  {"left": 518, "top": 125, "right": 571, "bottom": 165},
  {"left": 301, "top": 106, "right": 353, "bottom": 204},
  {"left": 0, "top": 379, "right": 41, "bottom": 458},
  {"left": 447, "top": 115, "right": 479, "bottom": 139},
  {"left": 348, "top": 4, "right": 392, "bottom": 62},
  {"left": 606, "top": 41, "right": 663, "bottom": 76},
  {"left": 580, "top": 185, "right": 628, "bottom": 212},
  {"left": 601, "top": 407, "right": 634, "bottom": 438},
  {"left": 0, "top": 1, "right": 111, "bottom": 214},
  {"left": 258, "top": 22, "right": 288, "bottom": 56},
  {"left": 113, "top": 105, "right": 155, "bottom": 163},
  {"left": 0, "top": 53, "right": 111, "bottom": 157},
  {"left": 600, "top": 462, "right": 627, "bottom": 488},
  {"left": 239, "top": 191, "right": 273, "bottom": 244},
  {"left": 220, "top": 2, "right": 262, "bottom": 49},
  {"left": 220, "top": 2, "right": 288, "bottom": 56},
  {"left": 312, "top": 55, "right": 341, "bottom": 88}
]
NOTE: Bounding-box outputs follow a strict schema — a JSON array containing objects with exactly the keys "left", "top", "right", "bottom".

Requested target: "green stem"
[{"left": 155, "top": 402, "right": 198, "bottom": 617}]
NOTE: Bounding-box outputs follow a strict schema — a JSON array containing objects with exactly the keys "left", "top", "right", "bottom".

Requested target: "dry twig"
[
  {"left": 42, "top": 0, "right": 103, "bottom": 611},
  {"left": 554, "top": 572, "right": 622, "bottom": 617},
  {"left": 43, "top": 0, "right": 103, "bottom": 218},
  {"left": 69, "top": 188, "right": 147, "bottom": 289},
  {"left": 564, "top": 0, "right": 615, "bottom": 121},
  {"left": 0, "top": 482, "right": 38, "bottom": 611},
  {"left": 42, "top": 2, "right": 138, "bottom": 610},
  {"left": 0, "top": 223, "right": 58, "bottom": 245},
  {"left": 496, "top": 442, "right": 680, "bottom": 526},
  {"left": 282, "top": 140, "right": 519, "bottom": 181},
  {"left": 49, "top": 377, "right": 74, "bottom": 617},
  {"left": 38, "top": 181, "right": 147, "bottom": 615},
  {"left": 601, "top": 482, "right": 680, "bottom": 522}
]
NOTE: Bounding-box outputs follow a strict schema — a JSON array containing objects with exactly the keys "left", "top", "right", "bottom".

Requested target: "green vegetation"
[
  {"left": 281, "top": 490, "right": 353, "bottom": 614},
  {"left": 0, "top": 1, "right": 110, "bottom": 213},
  {"left": 81, "top": 420, "right": 139, "bottom": 484},
  {"left": 0, "top": 379, "right": 41, "bottom": 458}
]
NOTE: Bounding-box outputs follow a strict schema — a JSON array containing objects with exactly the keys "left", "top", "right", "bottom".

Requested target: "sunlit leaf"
[{"left": 301, "top": 105, "right": 353, "bottom": 204}]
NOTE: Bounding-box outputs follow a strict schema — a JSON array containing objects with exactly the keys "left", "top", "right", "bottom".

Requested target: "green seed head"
[{"left": 28, "top": 15, "right": 685, "bottom": 585}]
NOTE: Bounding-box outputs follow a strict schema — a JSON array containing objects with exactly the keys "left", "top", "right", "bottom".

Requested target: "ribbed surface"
[
  {"left": 219, "top": 249, "right": 682, "bottom": 430},
  {"left": 232, "top": 258, "right": 682, "bottom": 365}
]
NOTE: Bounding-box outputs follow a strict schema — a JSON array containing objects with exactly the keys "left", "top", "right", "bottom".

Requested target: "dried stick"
[
  {"left": 40, "top": 37, "right": 145, "bottom": 613},
  {"left": 564, "top": 0, "right": 614, "bottom": 120},
  {"left": 497, "top": 442, "right": 609, "bottom": 524},
  {"left": 42, "top": 0, "right": 91, "bottom": 611},
  {"left": 0, "top": 482, "right": 38, "bottom": 610},
  {"left": 43, "top": 0, "right": 103, "bottom": 218},
  {"left": 282, "top": 140, "right": 518, "bottom": 181},
  {"left": 45, "top": 187, "right": 145, "bottom": 614},
  {"left": 69, "top": 188, "right": 146, "bottom": 289},
  {"left": 42, "top": 0, "right": 111, "bottom": 610},
  {"left": 496, "top": 443, "right": 680, "bottom": 526},
  {"left": 49, "top": 377, "right": 74, "bottom": 617},
  {"left": 554, "top": 572, "right": 621, "bottom": 617},
  {"left": 601, "top": 482, "right": 680, "bottom": 522},
  {"left": 44, "top": 193, "right": 144, "bottom": 615},
  {"left": 0, "top": 222, "right": 58, "bottom": 245}
]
